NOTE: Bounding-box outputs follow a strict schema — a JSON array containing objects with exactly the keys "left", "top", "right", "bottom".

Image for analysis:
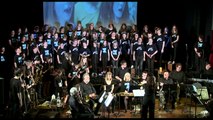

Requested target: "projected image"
[{"left": 43, "top": 2, "right": 137, "bottom": 30}]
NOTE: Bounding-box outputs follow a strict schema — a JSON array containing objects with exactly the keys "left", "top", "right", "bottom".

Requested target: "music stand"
[
  {"left": 191, "top": 92, "right": 204, "bottom": 118},
  {"left": 132, "top": 89, "right": 144, "bottom": 115}
]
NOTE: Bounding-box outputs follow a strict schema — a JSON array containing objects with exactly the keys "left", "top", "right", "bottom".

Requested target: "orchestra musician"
[
  {"left": 68, "top": 84, "right": 94, "bottom": 118},
  {"left": 169, "top": 63, "right": 186, "bottom": 104},
  {"left": 141, "top": 73, "right": 156, "bottom": 119},
  {"left": 159, "top": 71, "right": 177, "bottom": 112},
  {"left": 79, "top": 73, "right": 101, "bottom": 115},
  {"left": 24, "top": 70, "right": 35, "bottom": 104},
  {"left": 115, "top": 60, "right": 129, "bottom": 93},
  {"left": 120, "top": 72, "right": 136, "bottom": 112},
  {"left": 101, "top": 72, "right": 115, "bottom": 113}
]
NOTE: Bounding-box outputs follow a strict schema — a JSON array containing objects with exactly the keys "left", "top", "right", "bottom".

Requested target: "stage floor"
[{"left": 58, "top": 97, "right": 208, "bottom": 118}]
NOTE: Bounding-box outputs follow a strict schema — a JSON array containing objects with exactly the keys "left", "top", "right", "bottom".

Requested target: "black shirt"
[
  {"left": 9, "top": 78, "right": 22, "bottom": 104},
  {"left": 79, "top": 82, "right": 96, "bottom": 98}
]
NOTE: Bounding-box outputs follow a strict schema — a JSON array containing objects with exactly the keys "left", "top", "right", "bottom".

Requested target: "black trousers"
[{"left": 141, "top": 94, "right": 155, "bottom": 119}]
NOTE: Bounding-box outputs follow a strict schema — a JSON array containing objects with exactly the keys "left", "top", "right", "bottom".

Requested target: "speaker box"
[{"left": 197, "top": 87, "right": 209, "bottom": 100}]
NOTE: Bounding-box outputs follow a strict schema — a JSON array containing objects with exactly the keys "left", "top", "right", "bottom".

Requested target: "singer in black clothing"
[
  {"left": 141, "top": 74, "right": 156, "bottom": 119},
  {"left": 9, "top": 68, "right": 23, "bottom": 119}
]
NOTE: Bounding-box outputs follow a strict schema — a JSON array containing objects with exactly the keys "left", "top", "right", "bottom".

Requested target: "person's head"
[
  {"left": 82, "top": 41, "right": 88, "bottom": 48},
  {"left": 134, "top": 33, "right": 139, "bottom": 39},
  {"left": 103, "top": 40, "right": 107, "bottom": 46},
  {"left": 138, "top": 37, "right": 142, "bottom": 44},
  {"left": 105, "top": 72, "right": 112, "bottom": 81},
  {"left": 72, "top": 39, "right": 78, "bottom": 46},
  {"left": 15, "top": 47, "right": 22, "bottom": 54},
  {"left": 11, "top": 30, "right": 15, "bottom": 36},
  {"left": 122, "top": 33, "right": 127, "bottom": 39},
  {"left": 113, "top": 2, "right": 126, "bottom": 19},
  {"left": 172, "top": 25, "right": 178, "bottom": 34},
  {"left": 124, "top": 72, "right": 131, "bottom": 81},
  {"left": 198, "top": 34, "right": 204, "bottom": 42},
  {"left": 43, "top": 41, "right": 48, "bottom": 48},
  {"left": 163, "top": 71, "right": 169, "bottom": 80},
  {"left": 120, "top": 60, "right": 127, "bottom": 68},
  {"left": 112, "top": 41, "right": 118, "bottom": 48},
  {"left": 26, "top": 69, "right": 32, "bottom": 77},
  {"left": 205, "top": 63, "right": 211, "bottom": 70},
  {"left": 156, "top": 27, "right": 162, "bottom": 35},
  {"left": 83, "top": 73, "right": 90, "bottom": 84},
  {"left": 164, "top": 26, "right": 169, "bottom": 34},
  {"left": 93, "top": 41, "right": 97, "bottom": 47},
  {"left": 120, "top": 23, "right": 127, "bottom": 30},
  {"left": 1, "top": 47, "right": 5, "bottom": 53},
  {"left": 33, "top": 46, "right": 38, "bottom": 53},
  {"left": 142, "top": 71, "right": 148, "bottom": 80},
  {"left": 14, "top": 68, "right": 23, "bottom": 77},
  {"left": 54, "top": 2, "right": 74, "bottom": 27},
  {"left": 175, "top": 63, "right": 182, "bottom": 72},
  {"left": 143, "top": 25, "right": 149, "bottom": 32},
  {"left": 59, "top": 42, "right": 65, "bottom": 49},
  {"left": 147, "top": 32, "right": 153, "bottom": 39}
]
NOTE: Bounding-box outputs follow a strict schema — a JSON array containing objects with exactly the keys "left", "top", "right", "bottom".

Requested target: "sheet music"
[
  {"left": 133, "top": 89, "right": 145, "bottom": 97},
  {"left": 104, "top": 93, "right": 114, "bottom": 107}
]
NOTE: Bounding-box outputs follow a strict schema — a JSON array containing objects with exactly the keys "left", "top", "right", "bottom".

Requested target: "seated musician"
[
  {"left": 159, "top": 71, "right": 177, "bottom": 111},
  {"left": 202, "top": 62, "right": 213, "bottom": 98},
  {"left": 68, "top": 85, "right": 94, "bottom": 118},
  {"left": 114, "top": 60, "right": 129, "bottom": 93},
  {"left": 79, "top": 73, "right": 101, "bottom": 115},
  {"left": 202, "top": 62, "right": 213, "bottom": 79},
  {"left": 169, "top": 63, "right": 186, "bottom": 104},
  {"left": 120, "top": 72, "right": 137, "bottom": 112}
]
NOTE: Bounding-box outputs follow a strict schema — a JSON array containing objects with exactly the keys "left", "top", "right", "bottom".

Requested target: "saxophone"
[{"left": 34, "top": 64, "right": 43, "bottom": 85}]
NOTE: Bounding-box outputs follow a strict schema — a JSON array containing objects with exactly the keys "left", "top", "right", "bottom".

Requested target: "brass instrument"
[
  {"left": 34, "top": 64, "right": 43, "bottom": 85},
  {"left": 117, "top": 92, "right": 134, "bottom": 97}
]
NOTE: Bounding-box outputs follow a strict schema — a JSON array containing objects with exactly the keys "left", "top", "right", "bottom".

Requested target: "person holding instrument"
[
  {"left": 79, "top": 73, "right": 101, "bottom": 115},
  {"left": 101, "top": 72, "right": 115, "bottom": 114},
  {"left": 159, "top": 71, "right": 176, "bottom": 112},
  {"left": 120, "top": 72, "right": 136, "bottom": 113},
  {"left": 169, "top": 63, "right": 186, "bottom": 104}
]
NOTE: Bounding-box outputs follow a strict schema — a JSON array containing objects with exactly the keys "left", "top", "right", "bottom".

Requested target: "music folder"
[{"left": 133, "top": 89, "right": 145, "bottom": 97}]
